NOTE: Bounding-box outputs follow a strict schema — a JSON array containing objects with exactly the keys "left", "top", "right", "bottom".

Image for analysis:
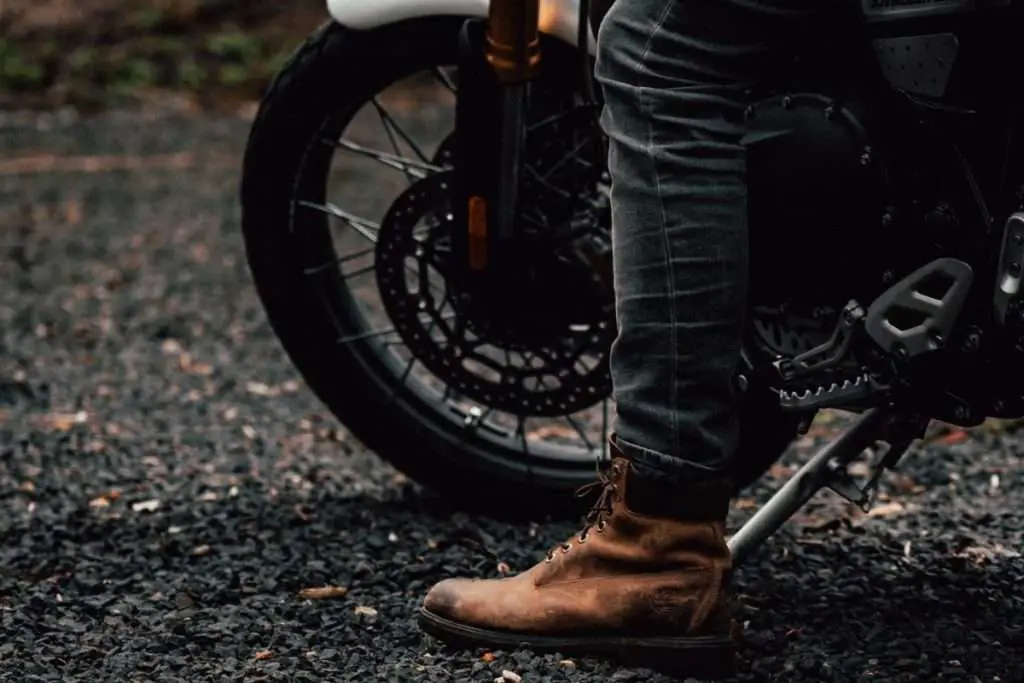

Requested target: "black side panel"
[
  {"left": 857, "top": 0, "right": 1021, "bottom": 108},
  {"left": 871, "top": 33, "right": 958, "bottom": 98}
]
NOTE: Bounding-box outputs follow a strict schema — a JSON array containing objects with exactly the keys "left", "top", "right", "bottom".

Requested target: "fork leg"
[{"left": 727, "top": 408, "right": 891, "bottom": 565}]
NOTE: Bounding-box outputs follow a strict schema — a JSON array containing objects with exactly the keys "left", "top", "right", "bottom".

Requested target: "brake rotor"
[{"left": 375, "top": 171, "right": 614, "bottom": 416}]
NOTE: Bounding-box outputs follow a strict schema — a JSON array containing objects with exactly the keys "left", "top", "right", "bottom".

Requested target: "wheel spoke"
[
  {"left": 433, "top": 67, "right": 457, "bottom": 94},
  {"left": 302, "top": 246, "right": 375, "bottom": 275},
  {"left": 327, "top": 138, "right": 447, "bottom": 177},
  {"left": 340, "top": 312, "right": 455, "bottom": 345},
  {"left": 371, "top": 97, "right": 430, "bottom": 163},
  {"left": 341, "top": 262, "right": 376, "bottom": 279},
  {"left": 541, "top": 137, "right": 593, "bottom": 181},
  {"left": 563, "top": 413, "right": 595, "bottom": 451},
  {"left": 297, "top": 200, "right": 379, "bottom": 242},
  {"left": 338, "top": 326, "right": 398, "bottom": 344}
]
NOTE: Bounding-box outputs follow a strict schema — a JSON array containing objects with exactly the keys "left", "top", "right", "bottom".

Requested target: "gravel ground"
[{"left": 0, "top": 107, "right": 1022, "bottom": 683}]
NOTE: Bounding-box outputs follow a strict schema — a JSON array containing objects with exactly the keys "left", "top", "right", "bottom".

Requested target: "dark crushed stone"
[{"left": 0, "top": 109, "right": 1022, "bottom": 683}]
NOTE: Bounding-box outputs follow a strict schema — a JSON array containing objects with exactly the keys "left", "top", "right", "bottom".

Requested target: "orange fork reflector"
[{"left": 468, "top": 196, "right": 488, "bottom": 270}]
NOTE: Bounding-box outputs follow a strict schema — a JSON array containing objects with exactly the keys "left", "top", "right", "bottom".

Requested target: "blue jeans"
[{"left": 595, "top": 0, "right": 826, "bottom": 479}]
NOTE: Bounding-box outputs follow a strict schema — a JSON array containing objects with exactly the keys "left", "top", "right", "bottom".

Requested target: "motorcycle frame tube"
[{"left": 326, "top": 0, "right": 597, "bottom": 53}]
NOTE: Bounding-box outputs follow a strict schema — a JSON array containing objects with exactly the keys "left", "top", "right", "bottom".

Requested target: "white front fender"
[{"left": 326, "top": 0, "right": 596, "bottom": 53}]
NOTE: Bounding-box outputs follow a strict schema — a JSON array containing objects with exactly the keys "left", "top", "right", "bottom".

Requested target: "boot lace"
[{"left": 545, "top": 460, "right": 622, "bottom": 562}]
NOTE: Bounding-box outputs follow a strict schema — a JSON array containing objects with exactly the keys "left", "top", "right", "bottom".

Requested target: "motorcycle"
[{"left": 240, "top": 0, "right": 1024, "bottom": 563}]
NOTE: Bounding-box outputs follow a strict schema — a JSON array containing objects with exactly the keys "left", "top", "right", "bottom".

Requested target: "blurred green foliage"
[{"left": 0, "top": 3, "right": 321, "bottom": 107}]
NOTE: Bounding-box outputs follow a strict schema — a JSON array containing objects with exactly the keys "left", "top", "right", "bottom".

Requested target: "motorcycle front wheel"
[{"left": 240, "top": 18, "right": 801, "bottom": 519}]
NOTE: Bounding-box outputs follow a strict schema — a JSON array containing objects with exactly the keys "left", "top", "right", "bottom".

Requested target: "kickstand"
[{"left": 727, "top": 408, "right": 922, "bottom": 566}]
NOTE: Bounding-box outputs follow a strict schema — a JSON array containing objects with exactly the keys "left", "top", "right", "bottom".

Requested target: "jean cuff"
[{"left": 614, "top": 435, "right": 725, "bottom": 482}]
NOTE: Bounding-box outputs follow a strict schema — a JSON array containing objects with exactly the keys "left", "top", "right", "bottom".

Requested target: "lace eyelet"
[
  {"left": 577, "top": 533, "right": 588, "bottom": 544},
  {"left": 561, "top": 543, "right": 572, "bottom": 554},
  {"left": 596, "top": 521, "right": 607, "bottom": 533}
]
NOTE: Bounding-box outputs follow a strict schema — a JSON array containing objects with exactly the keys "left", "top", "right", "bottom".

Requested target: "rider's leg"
[
  {"left": 418, "top": 0, "right": 823, "bottom": 675},
  {"left": 603, "top": 0, "right": 819, "bottom": 483}
]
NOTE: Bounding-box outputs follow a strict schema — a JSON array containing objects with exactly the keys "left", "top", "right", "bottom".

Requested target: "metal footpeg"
[{"left": 779, "top": 372, "right": 882, "bottom": 411}]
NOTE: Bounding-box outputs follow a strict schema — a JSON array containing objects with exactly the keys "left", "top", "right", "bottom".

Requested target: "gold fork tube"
[{"left": 485, "top": 0, "right": 542, "bottom": 83}]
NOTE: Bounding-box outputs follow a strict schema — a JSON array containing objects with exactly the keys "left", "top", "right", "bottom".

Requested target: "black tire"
[{"left": 240, "top": 18, "right": 801, "bottom": 520}]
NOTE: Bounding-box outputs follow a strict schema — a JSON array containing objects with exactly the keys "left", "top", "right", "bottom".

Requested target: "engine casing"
[{"left": 744, "top": 91, "right": 949, "bottom": 315}]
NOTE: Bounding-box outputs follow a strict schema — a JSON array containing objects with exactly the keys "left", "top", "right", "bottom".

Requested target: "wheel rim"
[{"left": 289, "top": 45, "right": 617, "bottom": 471}]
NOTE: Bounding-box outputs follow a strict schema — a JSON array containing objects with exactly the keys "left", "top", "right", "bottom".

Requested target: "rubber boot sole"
[{"left": 418, "top": 607, "right": 737, "bottom": 680}]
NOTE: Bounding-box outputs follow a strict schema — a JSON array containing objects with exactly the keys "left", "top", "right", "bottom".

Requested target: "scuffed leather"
[{"left": 423, "top": 458, "right": 733, "bottom": 637}]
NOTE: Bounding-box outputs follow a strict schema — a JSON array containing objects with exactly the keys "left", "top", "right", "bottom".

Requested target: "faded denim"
[{"left": 594, "top": 0, "right": 826, "bottom": 479}]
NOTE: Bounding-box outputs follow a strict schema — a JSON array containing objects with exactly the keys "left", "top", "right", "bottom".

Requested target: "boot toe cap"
[{"left": 422, "top": 578, "right": 466, "bottom": 619}]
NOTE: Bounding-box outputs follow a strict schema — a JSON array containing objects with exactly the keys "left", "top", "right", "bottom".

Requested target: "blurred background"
[{"left": 1, "top": 0, "right": 324, "bottom": 111}]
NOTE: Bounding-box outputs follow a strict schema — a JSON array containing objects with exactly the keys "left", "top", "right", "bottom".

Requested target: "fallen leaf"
[
  {"left": 298, "top": 586, "right": 348, "bottom": 600},
  {"left": 481, "top": 652, "right": 496, "bottom": 663},
  {"left": 18, "top": 481, "right": 35, "bottom": 494},
  {"left": 955, "top": 543, "right": 1021, "bottom": 565},
  {"left": 526, "top": 424, "right": 576, "bottom": 441},
  {"left": 245, "top": 381, "right": 274, "bottom": 397},
  {"left": 132, "top": 499, "right": 161, "bottom": 513},
  {"left": 938, "top": 429, "right": 968, "bottom": 444},
  {"left": 65, "top": 199, "right": 82, "bottom": 225},
  {"left": 160, "top": 339, "right": 182, "bottom": 355},
  {"left": 254, "top": 650, "right": 273, "bottom": 661},
  {"left": 88, "top": 496, "right": 111, "bottom": 508},
  {"left": 500, "top": 671, "right": 522, "bottom": 683},
  {"left": 242, "top": 425, "right": 257, "bottom": 440},
  {"left": 191, "top": 545, "right": 211, "bottom": 556},
  {"left": 559, "top": 659, "right": 576, "bottom": 670},
  {"left": 733, "top": 498, "right": 757, "bottom": 510},
  {"left": 353, "top": 605, "right": 378, "bottom": 617},
  {"left": 496, "top": 562, "right": 512, "bottom": 576},
  {"left": 41, "top": 411, "right": 89, "bottom": 432},
  {"left": 814, "top": 410, "right": 839, "bottom": 425},
  {"left": 191, "top": 363, "right": 214, "bottom": 376},
  {"left": 866, "top": 501, "right": 905, "bottom": 518}
]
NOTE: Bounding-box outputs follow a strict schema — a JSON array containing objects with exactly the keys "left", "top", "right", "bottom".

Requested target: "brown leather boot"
[{"left": 418, "top": 449, "right": 737, "bottom": 679}]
